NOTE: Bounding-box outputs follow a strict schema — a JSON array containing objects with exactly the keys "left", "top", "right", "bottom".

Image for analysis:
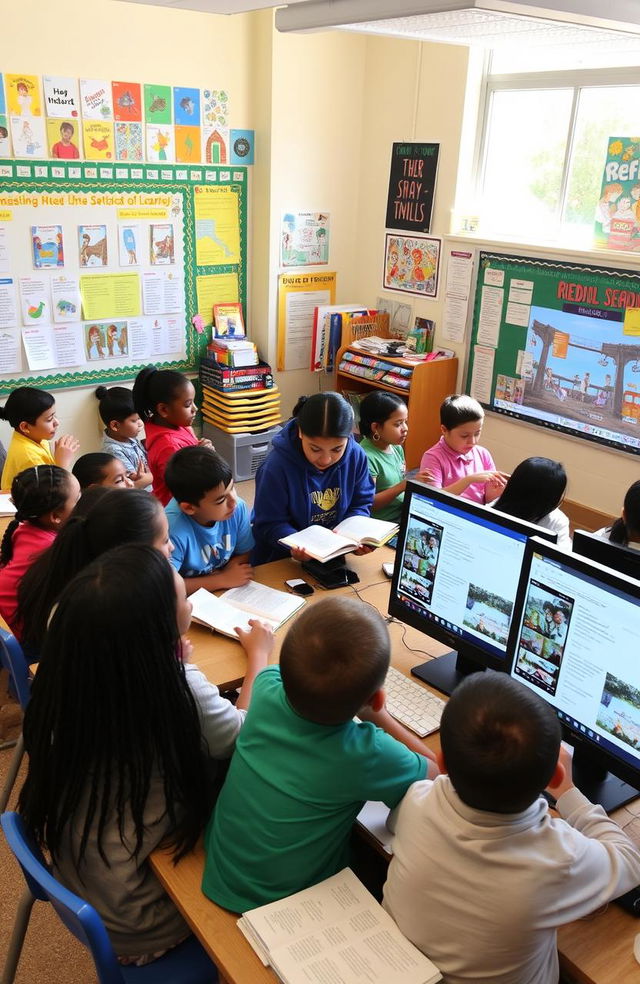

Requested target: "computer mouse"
[{"left": 633, "top": 933, "right": 640, "bottom": 965}]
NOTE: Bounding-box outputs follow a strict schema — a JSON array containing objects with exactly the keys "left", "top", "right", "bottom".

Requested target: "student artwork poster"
[
  {"left": 9, "top": 116, "right": 45, "bottom": 158},
  {"left": 467, "top": 252, "right": 640, "bottom": 457},
  {"left": 383, "top": 234, "right": 441, "bottom": 298},
  {"left": 594, "top": 137, "right": 640, "bottom": 252},
  {"left": 281, "top": 212, "right": 330, "bottom": 268},
  {"left": 84, "top": 321, "right": 128, "bottom": 360},
  {"left": 150, "top": 224, "right": 174, "bottom": 265},
  {"left": 79, "top": 225, "right": 108, "bottom": 267},
  {"left": 5, "top": 74, "right": 41, "bottom": 117},
  {"left": 119, "top": 224, "right": 140, "bottom": 266},
  {"left": 32, "top": 226, "right": 64, "bottom": 269},
  {"left": 46, "top": 119, "right": 81, "bottom": 159}
]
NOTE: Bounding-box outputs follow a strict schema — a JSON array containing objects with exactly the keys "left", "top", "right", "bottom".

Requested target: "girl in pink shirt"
[
  {"left": 0, "top": 465, "right": 80, "bottom": 636},
  {"left": 132, "top": 367, "right": 213, "bottom": 506}
]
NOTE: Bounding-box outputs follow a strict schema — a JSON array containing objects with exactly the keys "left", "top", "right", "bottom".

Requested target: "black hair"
[
  {"left": 292, "top": 391, "right": 353, "bottom": 439},
  {"left": 0, "top": 466, "right": 72, "bottom": 565},
  {"left": 358, "top": 391, "right": 405, "bottom": 439},
  {"left": 0, "top": 387, "right": 54, "bottom": 430},
  {"left": 132, "top": 366, "right": 190, "bottom": 421},
  {"left": 440, "top": 672, "right": 561, "bottom": 813},
  {"left": 165, "top": 446, "right": 232, "bottom": 506},
  {"left": 494, "top": 457, "right": 567, "bottom": 525},
  {"left": 17, "top": 489, "right": 165, "bottom": 654},
  {"left": 440, "top": 394, "right": 484, "bottom": 430},
  {"left": 95, "top": 385, "right": 136, "bottom": 426},
  {"left": 19, "top": 544, "right": 210, "bottom": 865},
  {"left": 72, "top": 452, "right": 118, "bottom": 489},
  {"left": 280, "top": 597, "right": 389, "bottom": 724},
  {"left": 608, "top": 480, "right": 640, "bottom": 545}
]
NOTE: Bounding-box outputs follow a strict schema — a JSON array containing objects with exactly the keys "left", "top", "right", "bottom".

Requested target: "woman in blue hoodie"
[{"left": 252, "top": 392, "right": 374, "bottom": 565}]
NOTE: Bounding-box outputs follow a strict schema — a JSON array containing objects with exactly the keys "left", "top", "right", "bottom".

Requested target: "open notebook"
[
  {"left": 189, "top": 581, "right": 306, "bottom": 639},
  {"left": 280, "top": 516, "right": 398, "bottom": 562}
]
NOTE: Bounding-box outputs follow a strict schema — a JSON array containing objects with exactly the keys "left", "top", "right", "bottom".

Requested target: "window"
[{"left": 474, "top": 52, "right": 640, "bottom": 247}]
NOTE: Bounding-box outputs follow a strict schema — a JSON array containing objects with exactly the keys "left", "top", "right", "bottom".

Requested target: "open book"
[
  {"left": 0, "top": 494, "right": 17, "bottom": 517},
  {"left": 189, "top": 581, "right": 306, "bottom": 640},
  {"left": 238, "top": 867, "right": 441, "bottom": 984},
  {"left": 279, "top": 516, "right": 399, "bottom": 562}
]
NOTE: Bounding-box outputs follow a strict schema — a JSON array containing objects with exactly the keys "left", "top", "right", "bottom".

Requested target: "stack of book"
[{"left": 208, "top": 337, "right": 259, "bottom": 368}]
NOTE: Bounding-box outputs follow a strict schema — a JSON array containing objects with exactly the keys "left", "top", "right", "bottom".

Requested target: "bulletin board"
[
  {"left": 464, "top": 251, "right": 640, "bottom": 457},
  {"left": 0, "top": 157, "right": 248, "bottom": 392}
]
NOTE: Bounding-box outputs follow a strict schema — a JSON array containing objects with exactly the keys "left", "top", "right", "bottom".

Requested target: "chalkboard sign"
[{"left": 385, "top": 142, "right": 439, "bottom": 234}]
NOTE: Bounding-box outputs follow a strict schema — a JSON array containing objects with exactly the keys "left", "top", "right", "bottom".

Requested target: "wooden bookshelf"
[{"left": 335, "top": 345, "right": 458, "bottom": 469}]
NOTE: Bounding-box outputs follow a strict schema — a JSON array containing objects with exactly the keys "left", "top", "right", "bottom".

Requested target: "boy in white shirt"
[{"left": 383, "top": 672, "right": 640, "bottom": 984}]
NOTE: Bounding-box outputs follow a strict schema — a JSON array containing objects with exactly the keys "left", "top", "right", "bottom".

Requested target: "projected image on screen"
[{"left": 504, "top": 306, "right": 640, "bottom": 448}]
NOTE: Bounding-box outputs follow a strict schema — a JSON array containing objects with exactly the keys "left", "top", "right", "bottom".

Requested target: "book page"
[
  {"left": 0, "top": 493, "right": 17, "bottom": 516},
  {"left": 223, "top": 581, "right": 304, "bottom": 624},
  {"left": 279, "top": 525, "right": 355, "bottom": 560},
  {"left": 334, "top": 515, "right": 398, "bottom": 544},
  {"left": 189, "top": 588, "right": 277, "bottom": 639}
]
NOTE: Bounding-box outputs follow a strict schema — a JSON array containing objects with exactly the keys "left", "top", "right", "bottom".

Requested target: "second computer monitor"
[
  {"left": 388, "top": 482, "right": 557, "bottom": 696},
  {"left": 573, "top": 530, "right": 640, "bottom": 582}
]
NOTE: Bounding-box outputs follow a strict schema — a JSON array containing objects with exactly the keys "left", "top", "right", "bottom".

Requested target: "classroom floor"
[{"left": 0, "top": 478, "right": 256, "bottom": 982}]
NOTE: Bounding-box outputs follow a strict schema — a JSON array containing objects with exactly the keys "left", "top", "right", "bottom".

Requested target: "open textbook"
[
  {"left": 238, "top": 867, "right": 441, "bottom": 984},
  {"left": 279, "top": 516, "right": 399, "bottom": 562},
  {"left": 0, "top": 494, "right": 17, "bottom": 516},
  {"left": 189, "top": 581, "right": 306, "bottom": 640}
]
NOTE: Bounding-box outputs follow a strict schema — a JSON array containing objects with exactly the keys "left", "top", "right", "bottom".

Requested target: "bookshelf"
[{"left": 335, "top": 345, "right": 458, "bottom": 469}]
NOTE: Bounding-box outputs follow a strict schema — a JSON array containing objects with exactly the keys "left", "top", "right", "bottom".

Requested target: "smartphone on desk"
[{"left": 285, "top": 578, "right": 314, "bottom": 596}]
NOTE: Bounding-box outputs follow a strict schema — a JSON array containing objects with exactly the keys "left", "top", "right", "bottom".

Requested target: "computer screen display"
[
  {"left": 572, "top": 530, "right": 640, "bottom": 582},
  {"left": 388, "top": 483, "right": 557, "bottom": 695},
  {"left": 509, "top": 539, "right": 640, "bottom": 807}
]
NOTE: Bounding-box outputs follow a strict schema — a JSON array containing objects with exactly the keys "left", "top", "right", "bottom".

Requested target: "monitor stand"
[
  {"left": 411, "top": 650, "right": 485, "bottom": 698},
  {"left": 571, "top": 743, "right": 639, "bottom": 813}
]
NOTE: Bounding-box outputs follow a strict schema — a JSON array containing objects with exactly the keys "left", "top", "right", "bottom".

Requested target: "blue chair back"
[
  {"left": 0, "top": 629, "right": 30, "bottom": 711},
  {"left": 1, "top": 812, "right": 218, "bottom": 984}
]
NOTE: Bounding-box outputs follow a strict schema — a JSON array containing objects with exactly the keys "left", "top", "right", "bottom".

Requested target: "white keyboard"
[{"left": 384, "top": 666, "right": 445, "bottom": 737}]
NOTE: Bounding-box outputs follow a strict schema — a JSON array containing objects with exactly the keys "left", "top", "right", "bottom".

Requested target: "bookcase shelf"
[{"left": 335, "top": 345, "right": 458, "bottom": 470}]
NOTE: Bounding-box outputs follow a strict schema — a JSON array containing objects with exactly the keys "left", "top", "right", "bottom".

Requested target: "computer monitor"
[
  {"left": 573, "top": 530, "right": 640, "bottom": 582},
  {"left": 509, "top": 537, "right": 640, "bottom": 811},
  {"left": 388, "top": 482, "right": 557, "bottom": 697}
]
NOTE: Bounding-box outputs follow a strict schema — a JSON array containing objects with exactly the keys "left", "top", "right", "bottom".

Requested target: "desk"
[{"left": 151, "top": 550, "right": 640, "bottom": 984}]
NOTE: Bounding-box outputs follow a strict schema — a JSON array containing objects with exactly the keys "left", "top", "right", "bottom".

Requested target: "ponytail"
[
  {"left": 132, "top": 366, "right": 188, "bottom": 421},
  {"left": 0, "top": 466, "right": 71, "bottom": 565}
]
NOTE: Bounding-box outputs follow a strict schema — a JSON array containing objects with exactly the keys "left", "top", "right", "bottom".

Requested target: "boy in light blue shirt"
[{"left": 165, "top": 446, "right": 254, "bottom": 594}]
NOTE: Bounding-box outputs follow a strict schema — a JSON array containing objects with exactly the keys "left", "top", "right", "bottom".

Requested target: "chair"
[
  {"left": 0, "top": 630, "right": 31, "bottom": 812},
  {"left": 1, "top": 812, "right": 218, "bottom": 984}
]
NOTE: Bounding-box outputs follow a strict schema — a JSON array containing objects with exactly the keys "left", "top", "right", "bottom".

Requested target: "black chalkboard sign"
[{"left": 385, "top": 142, "right": 439, "bottom": 234}]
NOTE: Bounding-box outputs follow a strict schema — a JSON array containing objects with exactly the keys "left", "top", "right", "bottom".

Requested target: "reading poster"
[{"left": 465, "top": 251, "right": 640, "bottom": 457}]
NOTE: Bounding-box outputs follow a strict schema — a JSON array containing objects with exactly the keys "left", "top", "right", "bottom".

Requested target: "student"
[
  {"left": 0, "top": 387, "right": 79, "bottom": 490},
  {"left": 72, "top": 452, "right": 134, "bottom": 490},
  {"left": 132, "top": 366, "right": 212, "bottom": 507},
  {"left": 492, "top": 456, "right": 571, "bottom": 548},
  {"left": 358, "top": 391, "right": 432, "bottom": 523},
  {"left": 595, "top": 479, "right": 640, "bottom": 549},
  {"left": 251, "top": 392, "right": 374, "bottom": 564},
  {"left": 202, "top": 596, "right": 438, "bottom": 913},
  {"left": 95, "top": 385, "right": 152, "bottom": 490},
  {"left": 420, "top": 394, "right": 507, "bottom": 504},
  {"left": 17, "top": 488, "right": 172, "bottom": 655},
  {"left": 18, "top": 544, "right": 273, "bottom": 965},
  {"left": 0, "top": 465, "right": 80, "bottom": 636},
  {"left": 382, "top": 672, "right": 640, "bottom": 984},
  {"left": 165, "top": 446, "right": 253, "bottom": 594}
]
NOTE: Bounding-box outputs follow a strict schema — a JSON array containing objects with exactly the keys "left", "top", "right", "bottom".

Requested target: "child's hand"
[
  {"left": 352, "top": 544, "right": 374, "bottom": 555},
  {"left": 179, "top": 635, "right": 194, "bottom": 662},
  {"left": 215, "top": 556, "right": 254, "bottom": 588},
  {"left": 290, "top": 545, "right": 311, "bottom": 563},
  {"left": 415, "top": 467, "right": 436, "bottom": 485},
  {"left": 54, "top": 434, "right": 80, "bottom": 469},
  {"left": 484, "top": 471, "right": 510, "bottom": 502},
  {"left": 130, "top": 459, "right": 144, "bottom": 483},
  {"left": 235, "top": 618, "right": 274, "bottom": 661},
  {"left": 198, "top": 438, "right": 214, "bottom": 449}
]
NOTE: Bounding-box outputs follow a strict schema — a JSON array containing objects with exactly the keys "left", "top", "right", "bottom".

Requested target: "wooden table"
[{"left": 152, "top": 549, "right": 640, "bottom": 984}]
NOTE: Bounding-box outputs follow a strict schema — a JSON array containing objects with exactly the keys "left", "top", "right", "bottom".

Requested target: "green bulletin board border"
[{"left": 0, "top": 158, "right": 247, "bottom": 393}]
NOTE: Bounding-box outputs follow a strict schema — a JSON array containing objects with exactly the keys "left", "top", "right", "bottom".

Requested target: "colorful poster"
[
  {"left": 594, "top": 137, "right": 640, "bottom": 252},
  {"left": 144, "top": 84, "right": 172, "bottom": 124},
  {"left": 175, "top": 125, "right": 200, "bottom": 164},
  {"left": 202, "top": 89, "right": 228, "bottom": 128},
  {"left": 46, "top": 118, "right": 81, "bottom": 159},
  {"left": 32, "top": 225, "right": 64, "bottom": 269},
  {"left": 79, "top": 273, "right": 141, "bottom": 320},
  {"left": 281, "top": 212, "right": 329, "bottom": 267},
  {"left": 203, "top": 126, "right": 228, "bottom": 164},
  {"left": 9, "top": 115, "right": 45, "bottom": 158},
  {"left": 80, "top": 79, "right": 113, "bottom": 120},
  {"left": 0, "top": 117, "right": 9, "bottom": 158},
  {"left": 118, "top": 224, "right": 140, "bottom": 266},
  {"left": 146, "top": 123, "right": 174, "bottom": 163},
  {"left": 150, "top": 223, "right": 174, "bottom": 265},
  {"left": 173, "top": 87, "right": 200, "bottom": 126},
  {"left": 383, "top": 233, "right": 441, "bottom": 298},
  {"left": 230, "top": 129, "right": 254, "bottom": 166},
  {"left": 82, "top": 120, "right": 114, "bottom": 160},
  {"left": 84, "top": 320, "right": 128, "bottom": 360},
  {"left": 19, "top": 277, "right": 51, "bottom": 325},
  {"left": 42, "top": 76, "right": 80, "bottom": 119},
  {"left": 78, "top": 224, "right": 108, "bottom": 268},
  {"left": 51, "top": 276, "right": 81, "bottom": 323},
  {"left": 115, "top": 122, "right": 143, "bottom": 162},
  {"left": 194, "top": 185, "right": 240, "bottom": 266},
  {"left": 112, "top": 81, "right": 142, "bottom": 122},
  {"left": 385, "top": 142, "right": 440, "bottom": 234},
  {"left": 5, "top": 74, "right": 41, "bottom": 117}
]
